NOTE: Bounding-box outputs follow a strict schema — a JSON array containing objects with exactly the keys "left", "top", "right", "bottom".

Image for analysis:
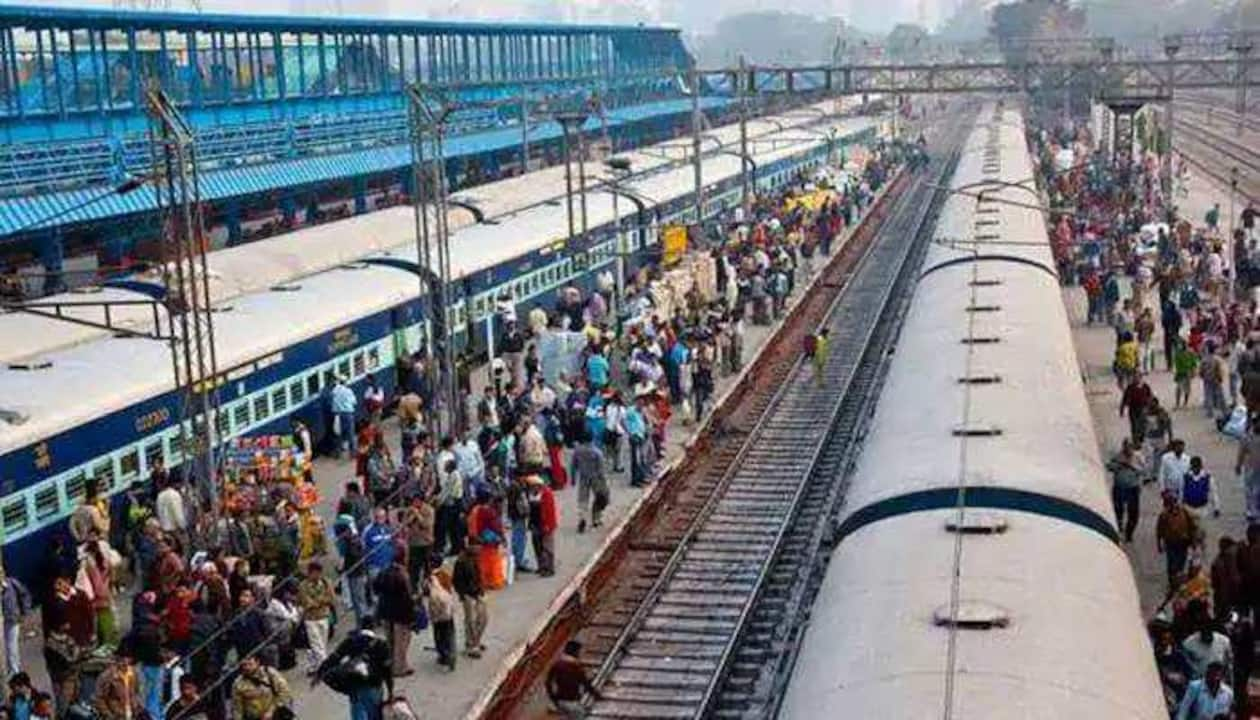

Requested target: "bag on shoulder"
[
  {"left": 293, "top": 621, "right": 310, "bottom": 650},
  {"left": 321, "top": 656, "right": 371, "bottom": 695}
]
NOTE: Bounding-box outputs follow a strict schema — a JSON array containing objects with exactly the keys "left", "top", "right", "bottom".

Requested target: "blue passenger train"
[{"left": 0, "top": 113, "right": 879, "bottom": 583}]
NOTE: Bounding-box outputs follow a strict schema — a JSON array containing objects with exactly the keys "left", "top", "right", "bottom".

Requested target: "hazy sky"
[{"left": 12, "top": 0, "right": 958, "bottom": 33}]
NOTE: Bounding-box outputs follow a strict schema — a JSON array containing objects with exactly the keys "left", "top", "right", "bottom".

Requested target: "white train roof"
[
  {"left": 780, "top": 105, "right": 1162, "bottom": 720},
  {"left": 840, "top": 106, "right": 1107, "bottom": 519},
  {"left": 0, "top": 113, "right": 874, "bottom": 454},
  {"left": 780, "top": 511, "right": 1165, "bottom": 720},
  {"left": 0, "top": 101, "right": 846, "bottom": 365}
]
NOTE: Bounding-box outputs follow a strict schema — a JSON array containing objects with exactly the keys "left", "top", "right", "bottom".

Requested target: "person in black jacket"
[
  {"left": 186, "top": 600, "right": 227, "bottom": 720},
  {"left": 370, "top": 561, "right": 416, "bottom": 677},
  {"left": 453, "top": 545, "right": 487, "bottom": 658},
  {"left": 315, "top": 617, "right": 393, "bottom": 720},
  {"left": 232, "top": 588, "right": 277, "bottom": 668}
]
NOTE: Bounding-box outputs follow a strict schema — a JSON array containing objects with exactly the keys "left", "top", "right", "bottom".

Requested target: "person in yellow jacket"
[
  {"left": 298, "top": 508, "right": 328, "bottom": 563},
  {"left": 1114, "top": 332, "right": 1140, "bottom": 390}
]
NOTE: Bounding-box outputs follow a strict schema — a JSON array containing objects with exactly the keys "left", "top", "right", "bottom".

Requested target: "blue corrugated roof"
[{"left": 0, "top": 97, "right": 728, "bottom": 237}]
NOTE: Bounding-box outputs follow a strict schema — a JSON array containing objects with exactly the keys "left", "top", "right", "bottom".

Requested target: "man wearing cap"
[
  {"left": 297, "top": 561, "right": 336, "bottom": 673},
  {"left": 526, "top": 475, "right": 559, "bottom": 576}
]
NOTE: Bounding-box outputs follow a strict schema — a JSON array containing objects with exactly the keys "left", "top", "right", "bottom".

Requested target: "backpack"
[{"left": 321, "top": 655, "right": 371, "bottom": 695}]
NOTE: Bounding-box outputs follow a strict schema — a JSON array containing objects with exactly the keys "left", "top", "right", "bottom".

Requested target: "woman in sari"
[{"left": 465, "top": 493, "right": 506, "bottom": 590}]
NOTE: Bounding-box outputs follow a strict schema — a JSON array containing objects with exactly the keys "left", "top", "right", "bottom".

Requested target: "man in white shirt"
[
  {"left": 1159, "top": 439, "right": 1191, "bottom": 499},
  {"left": 156, "top": 476, "right": 189, "bottom": 548},
  {"left": 1181, "top": 626, "right": 1233, "bottom": 681},
  {"left": 1177, "top": 661, "right": 1233, "bottom": 720}
]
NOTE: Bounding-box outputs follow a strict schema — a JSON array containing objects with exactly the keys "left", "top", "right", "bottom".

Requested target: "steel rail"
[{"left": 583, "top": 122, "right": 968, "bottom": 719}]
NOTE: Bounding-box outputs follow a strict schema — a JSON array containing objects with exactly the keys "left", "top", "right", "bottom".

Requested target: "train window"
[
  {"left": 307, "top": 374, "right": 321, "bottom": 397},
  {"left": 337, "top": 360, "right": 351, "bottom": 379},
  {"left": 216, "top": 410, "right": 230, "bottom": 438},
  {"left": 252, "top": 395, "right": 270, "bottom": 423},
  {"left": 323, "top": 370, "right": 336, "bottom": 389},
  {"left": 91, "top": 459, "right": 115, "bottom": 493},
  {"left": 367, "top": 347, "right": 381, "bottom": 370},
  {"left": 353, "top": 352, "right": 366, "bottom": 377},
  {"left": 119, "top": 448, "right": 141, "bottom": 479},
  {"left": 144, "top": 441, "right": 163, "bottom": 472},
  {"left": 233, "top": 403, "right": 251, "bottom": 429},
  {"left": 65, "top": 472, "right": 87, "bottom": 503},
  {"left": 271, "top": 388, "right": 288, "bottom": 414},
  {"left": 2, "top": 500, "right": 26, "bottom": 534},
  {"left": 34, "top": 486, "right": 59, "bottom": 520},
  {"left": 167, "top": 435, "right": 184, "bottom": 464},
  {"left": 290, "top": 381, "right": 306, "bottom": 406}
]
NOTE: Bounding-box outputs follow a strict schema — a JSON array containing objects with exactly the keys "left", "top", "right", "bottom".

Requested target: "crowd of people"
[
  {"left": 0, "top": 140, "right": 909, "bottom": 720},
  {"left": 1040, "top": 116, "right": 1260, "bottom": 719}
]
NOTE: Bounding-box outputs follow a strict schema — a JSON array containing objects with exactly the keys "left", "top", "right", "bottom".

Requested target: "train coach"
[
  {"left": 778, "top": 105, "right": 1165, "bottom": 719},
  {"left": 0, "top": 111, "right": 880, "bottom": 583},
  {"left": 0, "top": 99, "right": 862, "bottom": 366}
]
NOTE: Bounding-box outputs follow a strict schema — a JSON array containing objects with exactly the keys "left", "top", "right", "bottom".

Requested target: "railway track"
[
  {"left": 576, "top": 124, "right": 967, "bottom": 720},
  {"left": 1173, "top": 102, "right": 1260, "bottom": 202}
]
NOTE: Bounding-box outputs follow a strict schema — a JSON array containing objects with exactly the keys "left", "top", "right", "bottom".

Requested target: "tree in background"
[
  {"left": 885, "top": 23, "right": 931, "bottom": 62},
  {"left": 691, "top": 12, "right": 874, "bottom": 66}
]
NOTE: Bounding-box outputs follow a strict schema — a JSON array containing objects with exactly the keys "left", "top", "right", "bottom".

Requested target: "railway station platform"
[
  {"left": 1069, "top": 159, "right": 1247, "bottom": 615},
  {"left": 8, "top": 160, "right": 896, "bottom": 720}
]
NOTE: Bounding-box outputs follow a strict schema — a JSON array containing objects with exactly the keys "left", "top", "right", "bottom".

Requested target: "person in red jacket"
[{"left": 526, "top": 475, "right": 559, "bottom": 577}]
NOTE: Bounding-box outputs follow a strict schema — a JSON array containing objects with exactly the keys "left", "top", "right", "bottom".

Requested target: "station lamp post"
[
  {"left": 604, "top": 156, "right": 633, "bottom": 321},
  {"left": 555, "top": 109, "right": 591, "bottom": 256},
  {"left": 1230, "top": 165, "right": 1241, "bottom": 299},
  {"left": 1163, "top": 35, "right": 1182, "bottom": 204}
]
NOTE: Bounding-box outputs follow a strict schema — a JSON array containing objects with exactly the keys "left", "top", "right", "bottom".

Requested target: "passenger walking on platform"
[
  {"left": 1120, "top": 373, "right": 1155, "bottom": 445},
  {"left": 315, "top": 619, "right": 392, "bottom": 720},
  {"left": 334, "top": 520, "right": 369, "bottom": 628},
  {"left": 505, "top": 474, "right": 535, "bottom": 575},
  {"left": 572, "top": 432, "right": 609, "bottom": 534},
  {"left": 527, "top": 475, "right": 559, "bottom": 576},
  {"left": 1136, "top": 307, "right": 1157, "bottom": 374},
  {"left": 231, "top": 655, "right": 292, "bottom": 720},
  {"left": 1157, "top": 490, "right": 1200, "bottom": 590},
  {"left": 453, "top": 544, "right": 487, "bottom": 659},
  {"left": 1, "top": 571, "right": 31, "bottom": 673},
  {"left": 330, "top": 376, "right": 357, "bottom": 458},
  {"left": 434, "top": 459, "right": 465, "bottom": 558},
  {"left": 1180, "top": 456, "right": 1220, "bottom": 520},
  {"left": 424, "top": 570, "right": 457, "bottom": 670},
  {"left": 1106, "top": 439, "right": 1144, "bottom": 543},
  {"left": 1114, "top": 332, "right": 1139, "bottom": 390},
  {"left": 156, "top": 474, "right": 189, "bottom": 552},
  {"left": 1160, "top": 440, "right": 1192, "bottom": 502},
  {"left": 1144, "top": 397, "right": 1174, "bottom": 481},
  {"left": 1163, "top": 297, "right": 1184, "bottom": 371},
  {"left": 1211, "top": 536, "right": 1242, "bottom": 622},
  {"left": 297, "top": 561, "right": 336, "bottom": 674},
  {"left": 546, "top": 640, "right": 604, "bottom": 720},
  {"left": 361, "top": 507, "right": 396, "bottom": 608},
  {"left": 1235, "top": 422, "right": 1260, "bottom": 522},
  {"left": 1199, "top": 344, "right": 1228, "bottom": 419},
  {"left": 401, "top": 495, "right": 435, "bottom": 587},
  {"left": 1182, "top": 625, "right": 1233, "bottom": 681},
  {"left": 1170, "top": 341, "right": 1197, "bottom": 413},
  {"left": 371, "top": 560, "right": 416, "bottom": 677},
  {"left": 1175, "top": 661, "right": 1232, "bottom": 720}
]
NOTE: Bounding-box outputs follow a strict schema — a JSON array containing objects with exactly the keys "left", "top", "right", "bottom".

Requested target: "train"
[
  {"left": 778, "top": 105, "right": 1166, "bottom": 718},
  {"left": 0, "top": 103, "right": 882, "bottom": 583}
]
